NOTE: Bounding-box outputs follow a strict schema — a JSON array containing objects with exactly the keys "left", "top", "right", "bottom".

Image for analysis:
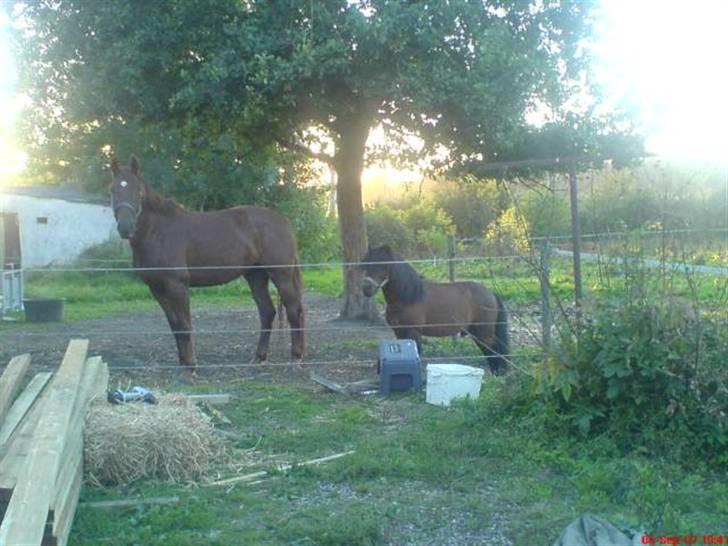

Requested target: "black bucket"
[{"left": 23, "top": 298, "right": 64, "bottom": 322}]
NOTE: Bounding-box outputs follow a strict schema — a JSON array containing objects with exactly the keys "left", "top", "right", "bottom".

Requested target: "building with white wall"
[{"left": 1, "top": 184, "right": 118, "bottom": 268}]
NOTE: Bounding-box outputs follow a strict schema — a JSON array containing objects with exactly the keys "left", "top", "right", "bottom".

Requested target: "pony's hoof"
[{"left": 175, "top": 369, "right": 197, "bottom": 385}]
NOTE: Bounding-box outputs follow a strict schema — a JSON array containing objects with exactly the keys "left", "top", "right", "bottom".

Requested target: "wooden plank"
[
  {"left": 0, "top": 372, "right": 52, "bottom": 448},
  {"left": 41, "top": 456, "right": 82, "bottom": 546},
  {"left": 310, "top": 372, "right": 379, "bottom": 395},
  {"left": 79, "top": 496, "right": 180, "bottom": 509},
  {"left": 187, "top": 394, "right": 231, "bottom": 405},
  {"left": 310, "top": 372, "right": 348, "bottom": 394},
  {"left": 47, "top": 421, "right": 82, "bottom": 525},
  {"left": 49, "top": 357, "right": 106, "bottom": 519},
  {"left": 207, "top": 450, "right": 356, "bottom": 487},
  {"left": 0, "top": 339, "right": 89, "bottom": 546},
  {"left": 0, "top": 354, "right": 31, "bottom": 425},
  {"left": 0, "top": 378, "right": 51, "bottom": 501}
]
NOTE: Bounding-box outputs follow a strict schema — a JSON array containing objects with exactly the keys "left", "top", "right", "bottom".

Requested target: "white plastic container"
[{"left": 426, "top": 363, "right": 485, "bottom": 407}]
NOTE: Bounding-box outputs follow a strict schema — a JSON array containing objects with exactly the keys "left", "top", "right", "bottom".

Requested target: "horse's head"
[
  {"left": 109, "top": 155, "right": 145, "bottom": 239},
  {"left": 360, "top": 244, "right": 394, "bottom": 297}
]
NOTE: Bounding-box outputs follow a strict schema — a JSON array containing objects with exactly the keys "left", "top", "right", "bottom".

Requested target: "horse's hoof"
[{"left": 175, "top": 368, "right": 197, "bottom": 385}]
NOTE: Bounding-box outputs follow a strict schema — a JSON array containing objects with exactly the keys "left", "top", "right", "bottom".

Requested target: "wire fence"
[{"left": 2, "top": 225, "right": 726, "bottom": 380}]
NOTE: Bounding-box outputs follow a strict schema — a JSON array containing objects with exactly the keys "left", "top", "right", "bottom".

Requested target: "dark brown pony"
[
  {"left": 110, "top": 155, "right": 304, "bottom": 379},
  {"left": 361, "top": 245, "right": 509, "bottom": 375}
]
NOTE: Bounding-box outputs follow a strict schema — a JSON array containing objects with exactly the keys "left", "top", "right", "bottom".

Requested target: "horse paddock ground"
[{"left": 0, "top": 293, "right": 540, "bottom": 389}]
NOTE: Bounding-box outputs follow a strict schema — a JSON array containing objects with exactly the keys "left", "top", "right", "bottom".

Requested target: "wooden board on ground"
[
  {"left": 0, "top": 354, "right": 31, "bottom": 425},
  {"left": 208, "top": 450, "right": 356, "bottom": 487},
  {"left": 80, "top": 496, "right": 180, "bottom": 509},
  {"left": 310, "top": 372, "right": 379, "bottom": 395},
  {"left": 187, "top": 394, "right": 231, "bottom": 405},
  {"left": 0, "top": 372, "right": 51, "bottom": 449}
]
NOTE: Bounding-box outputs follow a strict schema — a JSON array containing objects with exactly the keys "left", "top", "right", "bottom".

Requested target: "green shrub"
[
  {"left": 365, "top": 204, "right": 415, "bottom": 254},
  {"left": 268, "top": 184, "right": 340, "bottom": 263},
  {"left": 541, "top": 295, "right": 727, "bottom": 463},
  {"left": 365, "top": 200, "right": 453, "bottom": 257},
  {"left": 485, "top": 206, "right": 531, "bottom": 254}
]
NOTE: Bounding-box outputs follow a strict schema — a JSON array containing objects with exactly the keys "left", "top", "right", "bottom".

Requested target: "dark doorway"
[{"left": 1, "top": 212, "right": 22, "bottom": 269}]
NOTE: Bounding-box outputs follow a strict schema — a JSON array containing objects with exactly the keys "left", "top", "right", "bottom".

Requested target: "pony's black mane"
[
  {"left": 361, "top": 247, "right": 426, "bottom": 305},
  {"left": 386, "top": 255, "right": 425, "bottom": 304}
]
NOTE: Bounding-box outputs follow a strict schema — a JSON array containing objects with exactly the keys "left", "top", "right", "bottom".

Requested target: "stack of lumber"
[{"left": 0, "top": 339, "right": 108, "bottom": 546}]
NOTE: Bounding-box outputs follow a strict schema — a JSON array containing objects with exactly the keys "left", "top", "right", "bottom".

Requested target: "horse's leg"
[
  {"left": 244, "top": 269, "right": 276, "bottom": 362},
  {"left": 149, "top": 280, "right": 196, "bottom": 380},
  {"left": 467, "top": 324, "right": 505, "bottom": 375},
  {"left": 394, "top": 327, "right": 423, "bottom": 356},
  {"left": 270, "top": 270, "right": 305, "bottom": 361}
]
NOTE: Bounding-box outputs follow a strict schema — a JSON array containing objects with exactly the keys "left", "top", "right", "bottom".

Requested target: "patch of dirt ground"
[{"left": 0, "top": 293, "right": 541, "bottom": 388}]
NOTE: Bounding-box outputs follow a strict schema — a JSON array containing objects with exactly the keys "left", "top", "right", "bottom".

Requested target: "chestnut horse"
[
  {"left": 110, "top": 155, "right": 304, "bottom": 379},
  {"left": 361, "top": 245, "right": 509, "bottom": 375}
]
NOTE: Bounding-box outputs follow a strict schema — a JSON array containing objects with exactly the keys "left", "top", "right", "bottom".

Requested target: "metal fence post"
[
  {"left": 540, "top": 240, "right": 552, "bottom": 356},
  {"left": 568, "top": 166, "right": 583, "bottom": 320}
]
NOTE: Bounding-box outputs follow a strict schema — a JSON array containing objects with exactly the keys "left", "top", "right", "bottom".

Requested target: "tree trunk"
[{"left": 334, "top": 114, "right": 379, "bottom": 320}]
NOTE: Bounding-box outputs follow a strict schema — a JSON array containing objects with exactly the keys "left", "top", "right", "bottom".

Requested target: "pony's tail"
[{"left": 493, "top": 294, "right": 510, "bottom": 374}]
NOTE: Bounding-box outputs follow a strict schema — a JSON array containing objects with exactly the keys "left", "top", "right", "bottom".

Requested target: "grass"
[
  {"left": 7, "top": 253, "right": 724, "bottom": 328},
  {"left": 69, "top": 380, "right": 728, "bottom": 545},
  {"left": 2, "top": 268, "right": 344, "bottom": 325},
  {"left": 5, "top": 252, "right": 725, "bottom": 543}
]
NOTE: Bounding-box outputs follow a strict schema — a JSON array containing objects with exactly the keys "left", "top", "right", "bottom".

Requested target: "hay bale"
[{"left": 84, "top": 395, "right": 227, "bottom": 486}]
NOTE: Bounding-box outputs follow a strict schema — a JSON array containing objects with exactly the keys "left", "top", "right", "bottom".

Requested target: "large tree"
[{"left": 13, "top": 0, "right": 641, "bottom": 318}]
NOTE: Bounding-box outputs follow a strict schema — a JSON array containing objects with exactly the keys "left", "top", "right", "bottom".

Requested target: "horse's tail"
[{"left": 493, "top": 293, "right": 509, "bottom": 374}]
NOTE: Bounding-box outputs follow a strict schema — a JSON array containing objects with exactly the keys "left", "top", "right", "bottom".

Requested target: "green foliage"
[
  {"left": 518, "top": 188, "right": 571, "bottom": 238},
  {"left": 401, "top": 201, "right": 454, "bottom": 255},
  {"left": 485, "top": 206, "right": 531, "bottom": 253},
  {"left": 540, "top": 294, "right": 728, "bottom": 464},
  {"left": 13, "top": 1, "right": 642, "bottom": 290},
  {"left": 429, "top": 179, "right": 501, "bottom": 238},
  {"left": 266, "top": 184, "right": 340, "bottom": 263},
  {"left": 365, "top": 199, "right": 453, "bottom": 256},
  {"left": 364, "top": 204, "right": 415, "bottom": 255}
]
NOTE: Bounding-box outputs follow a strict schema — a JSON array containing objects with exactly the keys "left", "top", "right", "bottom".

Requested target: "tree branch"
[{"left": 276, "top": 137, "right": 336, "bottom": 167}]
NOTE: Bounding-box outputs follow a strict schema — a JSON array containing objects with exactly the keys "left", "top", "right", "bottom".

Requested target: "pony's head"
[
  {"left": 360, "top": 244, "right": 394, "bottom": 298},
  {"left": 109, "top": 155, "right": 145, "bottom": 239}
]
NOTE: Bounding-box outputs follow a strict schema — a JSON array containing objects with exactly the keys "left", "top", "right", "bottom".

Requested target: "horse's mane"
[
  {"left": 142, "top": 179, "right": 180, "bottom": 215},
  {"left": 386, "top": 251, "right": 425, "bottom": 305}
]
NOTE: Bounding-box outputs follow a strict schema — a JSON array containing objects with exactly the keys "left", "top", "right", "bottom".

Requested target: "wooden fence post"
[
  {"left": 449, "top": 234, "right": 457, "bottom": 344},
  {"left": 448, "top": 234, "right": 456, "bottom": 283}
]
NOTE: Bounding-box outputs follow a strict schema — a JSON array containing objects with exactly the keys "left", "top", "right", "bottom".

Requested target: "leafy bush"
[
  {"left": 485, "top": 206, "right": 531, "bottom": 254},
  {"left": 540, "top": 295, "right": 727, "bottom": 464},
  {"left": 430, "top": 178, "right": 501, "bottom": 238},
  {"left": 401, "top": 201, "right": 453, "bottom": 255},
  {"left": 519, "top": 189, "right": 570, "bottom": 238},
  {"left": 365, "top": 204, "right": 415, "bottom": 254},
  {"left": 268, "top": 184, "right": 340, "bottom": 263},
  {"left": 365, "top": 200, "right": 453, "bottom": 256}
]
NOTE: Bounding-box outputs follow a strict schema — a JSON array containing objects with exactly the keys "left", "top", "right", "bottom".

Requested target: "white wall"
[{"left": 0, "top": 194, "right": 119, "bottom": 267}]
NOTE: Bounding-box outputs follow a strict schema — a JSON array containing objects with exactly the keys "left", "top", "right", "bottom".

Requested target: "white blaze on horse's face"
[{"left": 110, "top": 168, "right": 144, "bottom": 240}]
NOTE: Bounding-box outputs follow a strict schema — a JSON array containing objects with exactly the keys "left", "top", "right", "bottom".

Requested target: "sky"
[{"left": 0, "top": 0, "right": 727, "bottom": 180}]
